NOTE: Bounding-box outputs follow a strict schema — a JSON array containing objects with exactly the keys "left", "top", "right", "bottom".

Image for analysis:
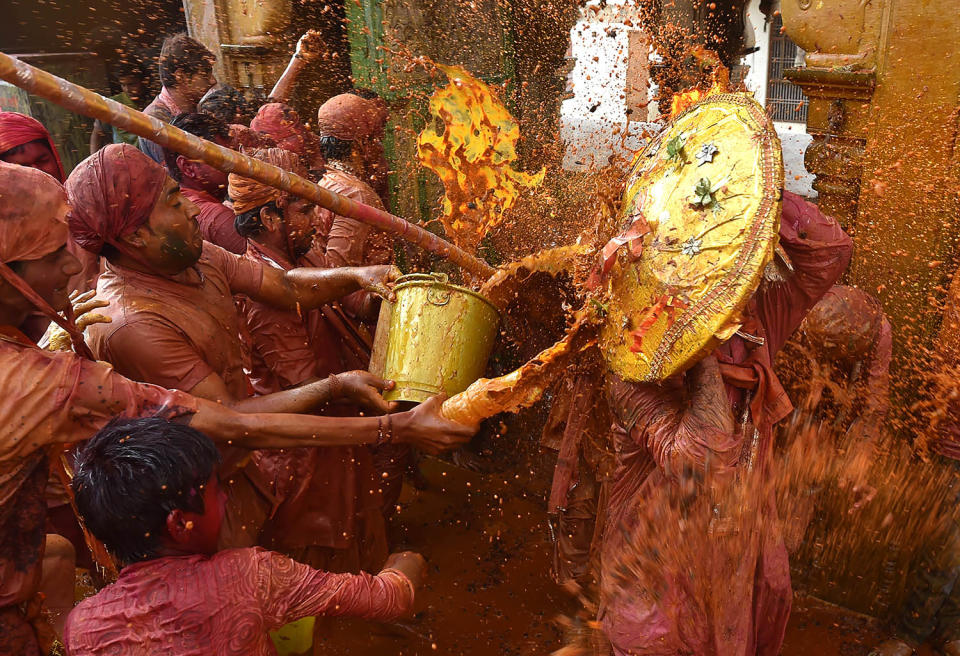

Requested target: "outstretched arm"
[
  {"left": 250, "top": 263, "right": 399, "bottom": 312},
  {"left": 269, "top": 31, "right": 325, "bottom": 104}
]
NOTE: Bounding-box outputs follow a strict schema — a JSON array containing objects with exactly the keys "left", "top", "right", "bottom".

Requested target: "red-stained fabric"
[
  {"left": 229, "top": 124, "right": 276, "bottom": 152},
  {"left": 315, "top": 167, "right": 393, "bottom": 269},
  {"left": 250, "top": 104, "right": 324, "bottom": 168},
  {"left": 0, "top": 327, "right": 197, "bottom": 643},
  {"left": 315, "top": 94, "right": 387, "bottom": 143},
  {"left": 239, "top": 239, "right": 386, "bottom": 569},
  {"left": 0, "top": 112, "right": 64, "bottom": 182},
  {"left": 64, "top": 547, "right": 414, "bottom": 655},
  {"left": 84, "top": 242, "right": 269, "bottom": 547},
  {"left": 599, "top": 192, "right": 853, "bottom": 656},
  {"left": 180, "top": 187, "right": 246, "bottom": 255},
  {"left": 65, "top": 144, "right": 168, "bottom": 256}
]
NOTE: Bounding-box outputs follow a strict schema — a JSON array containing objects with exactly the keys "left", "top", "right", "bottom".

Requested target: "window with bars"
[{"left": 766, "top": 15, "right": 808, "bottom": 123}]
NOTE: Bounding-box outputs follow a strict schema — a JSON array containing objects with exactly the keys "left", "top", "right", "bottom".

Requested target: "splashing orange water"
[
  {"left": 418, "top": 64, "right": 546, "bottom": 254},
  {"left": 668, "top": 47, "right": 731, "bottom": 117}
]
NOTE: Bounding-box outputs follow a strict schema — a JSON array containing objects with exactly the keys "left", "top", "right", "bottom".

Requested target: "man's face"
[
  {"left": 12, "top": 201, "right": 80, "bottom": 313},
  {"left": 188, "top": 474, "right": 226, "bottom": 555},
  {"left": 1, "top": 140, "right": 61, "bottom": 182},
  {"left": 280, "top": 196, "right": 319, "bottom": 257},
  {"left": 133, "top": 177, "right": 204, "bottom": 273},
  {"left": 179, "top": 136, "right": 229, "bottom": 197},
  {"left": 180, "top": 64, "right": 217, "bottom": 106},
  {"left": 118, "top": 75, "right": 146, "bottom": 104}
]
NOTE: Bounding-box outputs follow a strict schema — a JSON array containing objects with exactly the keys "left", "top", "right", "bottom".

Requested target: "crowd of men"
[{"left": 0, "top": 28, "right": 957, "bottom": 656}]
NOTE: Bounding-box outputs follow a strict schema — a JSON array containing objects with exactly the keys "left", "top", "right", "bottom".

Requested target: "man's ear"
[
  {"left": 176, "top": 155, "right": 194, "bottom": 180},
  {"left": 260, "top": 204, "right": 282, "bottom": 232},
  {"left": 165, "top": 509, "right": 192, "bottom": 545},
  {"left": 118, "top": 224, "right": 149, "bottom": 249}
]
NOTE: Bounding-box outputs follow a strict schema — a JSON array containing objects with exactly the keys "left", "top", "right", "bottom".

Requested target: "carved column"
[{"left": 784, "top": 70, "right": 875, "bottom": 234}]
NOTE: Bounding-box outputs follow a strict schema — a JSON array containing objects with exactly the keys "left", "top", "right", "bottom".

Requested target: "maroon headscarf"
[
  {"left": 65, "top": 144, "right": 168, "bottom": 256},
  {"left": 250, "top": 103, "right": 324, "bottom": 167},
  {"left": 0, "top": 111, "right": 65, "bottom": 182},
  {"left": 315, "top": 93, "right": 388, "bottom": 142}
]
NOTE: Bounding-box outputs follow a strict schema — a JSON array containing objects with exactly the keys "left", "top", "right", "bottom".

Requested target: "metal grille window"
[{"left": 766, "top": 15, "right": 808, "bottom": 123}]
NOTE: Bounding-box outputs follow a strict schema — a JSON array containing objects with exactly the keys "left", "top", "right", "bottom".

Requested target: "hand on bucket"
[
  {"left": 393, "top": 396, "right": 477, "bottom": 454},
  {"left": 354, "top": 265, "right": 401, "bottom": 302},
  {"left": 331, "top": 370, "right": 397, "bottom": 414}
]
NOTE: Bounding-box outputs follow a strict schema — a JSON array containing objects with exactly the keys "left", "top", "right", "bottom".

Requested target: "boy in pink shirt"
[{"left": 64, "top": 417, "right": 424, "bottom": 655}]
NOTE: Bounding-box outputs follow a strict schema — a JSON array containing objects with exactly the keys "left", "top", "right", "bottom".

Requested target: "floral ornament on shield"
[
  {"left": 664, "top": 133, "right": 688, "bottom": 164},
  {"left": 691, "top": 177, "right": 716, "bottom": 207},
  {"left": 682, "top": 236, "right": 702, "bottom": 256},
  {"left": 696, "top": 143, "right": 718, "bottom": 167}
]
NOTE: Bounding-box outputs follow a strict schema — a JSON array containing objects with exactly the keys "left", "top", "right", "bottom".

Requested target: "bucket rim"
[{"left": 393, "top": 273, "right": 501, "bottom": 318}]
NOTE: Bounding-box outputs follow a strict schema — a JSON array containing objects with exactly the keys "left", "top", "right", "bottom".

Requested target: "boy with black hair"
[
  {"left": 64, "top": 417, "right": 424, "bottom": 655},
  {"left": 164, "top": 112, "right": 245, "bottom": 253},
  {"left": 139, "top": 33, "right": 217, "bottom": 164}
]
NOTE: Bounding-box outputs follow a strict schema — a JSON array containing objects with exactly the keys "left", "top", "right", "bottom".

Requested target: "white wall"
[{"left": 560, "top": 0, "right": 816, "bottom": 197}]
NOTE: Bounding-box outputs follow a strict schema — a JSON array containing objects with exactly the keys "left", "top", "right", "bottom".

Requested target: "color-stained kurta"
[
  {"left": 181, "top": 187, "right": 247, "bottom": 255},
  {"left": 84, "top": 242, "right": 273, "bottom": 548},
  {"left": 63, "top": 547, "right": 414, "bottom": 655},
  {"left": 600, "top": 191, "right": 853, "bottom": 655},
  {"left": 0, "top": 327, "right": 197, "bottom": 656},
  {"left": 238, "top": 239, "right": 386, "bottom": 572},
  {"left": 314, "top": 167, "right": 393, "bottom": 268}
]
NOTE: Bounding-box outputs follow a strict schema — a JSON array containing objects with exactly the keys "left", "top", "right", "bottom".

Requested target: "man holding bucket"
[
  {"left": 66, "top": 144, "right": 474, "bottom": 551},
  {"left": 230, "top": 147, "right": 391, "bottom": 574}
]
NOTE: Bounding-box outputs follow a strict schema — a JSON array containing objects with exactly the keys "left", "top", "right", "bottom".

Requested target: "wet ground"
[{"left": 318, "top": 456, "right": 935, "bottom": 656}]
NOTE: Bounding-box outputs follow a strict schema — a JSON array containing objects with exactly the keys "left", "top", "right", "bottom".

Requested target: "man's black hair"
[
  {"left": 0, "top": 138, "right": 51, "bottom": 161},
  {"left": 198, "top": 85, "right": 253, "bottom": 126},
  {"left": 319, "top": 135, "right": 353, "bottom": 162},
  {"left": 71, "top": 416, "right": 221, "bottom": 564},
  {"left": 158, "top": 33, "right": 215, "bottom": 89},
  {"left": 233, "top": 200, "right": 278, "bottom": 239},
  {"left": 163, "top": 112, "right": 230, "bottom": 181}
]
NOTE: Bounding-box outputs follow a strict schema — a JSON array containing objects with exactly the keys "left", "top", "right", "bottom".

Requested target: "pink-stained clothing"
[
  {"left": 0, "top": 327, "right": 197, "bottom": 654},
  {"left": 314, "top": 167, "right": 393, "bottom": 268},
  {"left": 139, "top": 87, "right": 189, "bottom": 164},
  {"left": 84, "top": 242, "right": 273, "bottom": 547},
  {"left": 180, "top": 187, "right": 247, "bottom": 255},
  {"left": 600, "top": 191, "right": 853, "bottom": 656},
  {"left": 63, "top": 547, "right": 414, "bottom": 656},
  {"left": 238, "top": 240, "right": 386, "bottom": 570}
]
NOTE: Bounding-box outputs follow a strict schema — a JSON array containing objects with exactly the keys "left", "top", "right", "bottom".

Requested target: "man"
[
  {"left": 0, "top": 111, "right": 100, "bottom": 293},
  {"left": 90, "top": 56, "right": 151, "bottom": 153},
  {"left": 599, "top": 190, "right": 853, "bottom": 655},
  {"left": 139, "top": 33, "right": 217, "bottom": 164},
  {"left": 164, "top": 112, "right": 246, "bottom": 253},
  {"left": 316, "top": 92, "right": 392, "bottom": 225},
  {"left": 311, "top": 93, "right": 394, "bottom": 269},
  {"left": 250, "top": 103, "right": 325, "bottom": 171},
  {"left": 231, "top": 147, "right": 387, "bottom": 574},
  {"left": 0, "top": 161, "right": 472, "bottom": 655},
  {"left": 0, "top": 111, "right": 64, "bottom": 181},
  {"left": 67, "top": 144, "right": 457, "bottom": 548},
  {"left": 65, "top": 417, "right": 426, "bottom": 655}
]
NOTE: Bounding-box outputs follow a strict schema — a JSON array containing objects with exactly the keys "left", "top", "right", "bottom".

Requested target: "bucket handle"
[{"left": 427, "top": 286, "right": 452, "bottom": 306}]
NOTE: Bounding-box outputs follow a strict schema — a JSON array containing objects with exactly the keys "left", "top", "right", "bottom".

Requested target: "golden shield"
[{"left": 599, "top": 93, "right": 784, "bottom": 382}]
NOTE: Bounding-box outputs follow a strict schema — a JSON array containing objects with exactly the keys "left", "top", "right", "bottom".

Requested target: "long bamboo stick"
[{"left": 0, "top": 51, "right": 496, "bottom": 279}]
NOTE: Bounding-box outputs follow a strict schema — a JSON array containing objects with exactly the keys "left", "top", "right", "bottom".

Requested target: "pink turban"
[
  {"left": 315, "top": 93, "right": 388, "bottom": 142},
  {"left": 65, "top": 144, "right": 168, "bottom": 255},
  {"left": 0, "top": 111, "right": 65, "bottom": 182}
]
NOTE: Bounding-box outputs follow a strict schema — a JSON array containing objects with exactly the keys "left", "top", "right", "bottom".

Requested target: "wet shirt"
[
  {"left": 181, "top": 187, "right": 247, "bottom": 255},
  {"left": 315, "top": 167, "right": 393, "bottom": 268},
  {"left": 0, "top": 327, "right": 196, "bottom": 609},
  {"left": 139, "top": 88, "right": 189, "bottom": 164},
  {"left": 85, "top": 242, "right": 263, "bottom": 399},
  {"left": 64, "top": 547, "right": 414, "bottom": 655}
]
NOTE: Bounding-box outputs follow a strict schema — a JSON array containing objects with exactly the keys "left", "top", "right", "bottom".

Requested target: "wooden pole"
[{"left": 0, "top": 51, "right": 496, "bottom": 279}]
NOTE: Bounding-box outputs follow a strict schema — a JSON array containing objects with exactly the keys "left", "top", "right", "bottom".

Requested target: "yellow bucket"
[{"left": 369, "top": 273, "right": 500, "bottom": 403}]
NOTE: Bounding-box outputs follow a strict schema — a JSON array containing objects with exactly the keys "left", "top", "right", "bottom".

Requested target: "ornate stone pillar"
[
  {"left": 182, "top": 0, "right": 291, "bottom": 93},
  {"left": 782, "top": 0, "right": 960, "bottom": 369}
]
